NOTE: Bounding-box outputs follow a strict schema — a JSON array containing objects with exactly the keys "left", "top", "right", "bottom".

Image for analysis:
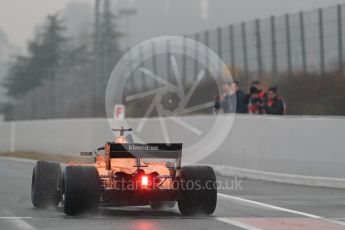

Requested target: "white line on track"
[
  {"left": 218, "top": 193, "right": 345, "bottom": 227},
  {"left": 0, "top": 217, "right": 33, "bottom": 219},
  {"left": 1, "top": 210, "right": 36, "bottom": 230},
  {"left": 216, "top": 217, "right": 264, "bottom": 230}
]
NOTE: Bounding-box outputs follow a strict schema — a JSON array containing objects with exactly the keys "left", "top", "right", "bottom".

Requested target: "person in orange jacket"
[
  {"left": 251, "top": 80, "right": 266, "bottom": 100},
  {"left": 247, "top": 86, "right": 263, "bottom": 114}
]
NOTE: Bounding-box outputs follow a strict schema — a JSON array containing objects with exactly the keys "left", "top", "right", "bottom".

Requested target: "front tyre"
[
  {"left": 31, "top": 161, "right": 62, "bottom": 208},
  {"left": 63, "top": 166, "right": 100, "bottom": 215},
  {"left": 178, "top": 166, "right": 217, "bottom": 216}
]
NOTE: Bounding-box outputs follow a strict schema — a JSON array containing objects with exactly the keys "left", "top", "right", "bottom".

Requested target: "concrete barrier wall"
[
  {"left": 1, "top": 115, "right": 345, "bottom": 182},
  {"left": 203, "top": 115, "right": 345, "bottom": 179},
  {"left": 0, "top": 122, "right": 12, "bottom": 152},
  {"left": 13, "top": 119, "right": 112, "bottom": 155}
]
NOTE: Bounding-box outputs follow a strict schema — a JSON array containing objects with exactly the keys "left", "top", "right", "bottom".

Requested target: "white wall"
[
  {"left": 0, "top": 122, "right": 11, "bottom": 152},
  {"left": 203, "top": 115, "right": 345, "bottom": 178},
  {"left": 1, "top": 115, "right": 345, "bottom": 179}
]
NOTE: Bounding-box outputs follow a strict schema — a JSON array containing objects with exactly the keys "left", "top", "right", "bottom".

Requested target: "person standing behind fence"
[
  {"left": 221, "top": 81, "right": 248, "bottom": 114},
  {"left": 251, "top": 80, "right": 266, "bottom": 100},
  {"left": 231, "top": 81, "right": 248, "bottom": 114},
  {"left": 213, "top": 95, "right": 221, "bottom": 115},
  {"left": 220, "top": 82, "right": 236, "bottom": 113},
  {"left": 248, "top": 86, "right": 262, "bottom": 114},
  {"left": 263, "top": 86, "right": 286, "bottom": 115}
]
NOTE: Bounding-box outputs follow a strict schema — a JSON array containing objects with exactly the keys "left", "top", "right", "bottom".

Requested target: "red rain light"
[{"left": 141, "top": 176, "right": 149, "bottom": 186}]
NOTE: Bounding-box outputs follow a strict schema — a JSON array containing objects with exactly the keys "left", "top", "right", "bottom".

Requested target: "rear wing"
[
  {"left": 107, "top": 143, "right": 182, "bottom": 159},
  {"left": 105, "top": 143, "right": 182, "bottom": 170}
]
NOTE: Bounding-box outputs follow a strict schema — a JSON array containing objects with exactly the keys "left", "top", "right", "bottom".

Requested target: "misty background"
[{"left": 1, "top": 0, "right": 345, "bottom": 120}]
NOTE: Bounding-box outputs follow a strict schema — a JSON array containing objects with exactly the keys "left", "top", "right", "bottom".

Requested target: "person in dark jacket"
[
  {"left": 263, "top": 86, "right": 285, "bottom": 115},
  {"left": 213, "top": 95, "right": 221, "bottom": 114},
  {"left": 231, "top": 81, "right": 248, "bottom": 114}
]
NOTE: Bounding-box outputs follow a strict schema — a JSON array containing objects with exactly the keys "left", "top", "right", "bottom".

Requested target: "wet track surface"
[{"left": 1, "top": 157, "right": 345, "bottom": 230}]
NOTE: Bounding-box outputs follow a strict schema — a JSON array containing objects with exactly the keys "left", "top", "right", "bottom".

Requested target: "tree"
[
  {"left": 3, "top": 56, "right": 31, "bottom": 98},
  {"left": 39, "top": 14, "right": 67, "bottom": 80},
  {"left": 3, "top": 13, "right": 67, "bottom": 98}
]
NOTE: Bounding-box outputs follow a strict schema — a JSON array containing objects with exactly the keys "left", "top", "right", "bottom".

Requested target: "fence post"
[
  {"left": 217, "top": 27, "right": 223, "bottom": 72},
  {"left": 127, "top": 46, "right": 136, "bottom": 93},
  {"left": 229, "top": 24, "right": 236, "bottom": 79},
  {"left": 256, "top": 19, "right": 263, "bottom": 79},
  {"left": 151, "top": 42, "right": 158, "bottom": 88},
  {"left": 194, "top": 33, "right": 200, "bottom": 80},
  {"left": 139, "top": 44, "right": 146, "bottom": 90},
  {"left": 271, "top": 16, "right": 278, "bottom": 77},
  {"left": 217, "top": 27, "right": 222, "bottom": 58},
  {"left": 242, "top": 22, "right": 249, "bottom": 78},
  {"left": 205, "top": 30, "right": 210, "bottom": 77},
  {"left": 286, "top": 14, "right": 292, "bottom": 76},
  {"left": 319, "top": 8, "right": 325, "bottom": 75},
  {"left": 166, "top": 38, "right": 171, "bottom": 82},
  {"left": 300, "top": 11, "right": 307, "bottom": 74},
  {"left": 182, "top": 35, "right": 187, "bottom": 86},
  {"left": 338, "top": 5, "right": 343, "bottom": 72}
]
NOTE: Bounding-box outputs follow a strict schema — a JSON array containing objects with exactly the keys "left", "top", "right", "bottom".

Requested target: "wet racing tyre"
[
  {"left": 31, "top": 161, "right": 62, "bottom": 208},
  {"left": 63, "top": 166, "right": 100, "bottom": 215},
  {"left": 178, "top": 166, "right": 217, "bottom": 216}
]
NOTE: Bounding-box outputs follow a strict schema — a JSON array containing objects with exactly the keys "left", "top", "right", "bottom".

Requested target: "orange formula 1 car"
[{"left": 31, "top": 128, "right": 217, "bottom": 216}]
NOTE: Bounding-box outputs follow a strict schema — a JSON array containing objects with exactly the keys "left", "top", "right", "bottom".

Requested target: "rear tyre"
[
  {"left": 150, "top": 201, "right": 176, "bottom": 210},
  {"left": 31, "top": 161, "right": 62, "bottom": 208},
  {"left": 63, "top": 166, "right": 100, "bottom": 215},
  {"left": 178, "top": 166, "right": 217, "bottom": 216}
]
